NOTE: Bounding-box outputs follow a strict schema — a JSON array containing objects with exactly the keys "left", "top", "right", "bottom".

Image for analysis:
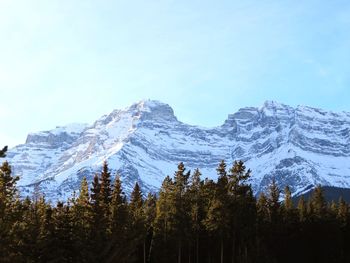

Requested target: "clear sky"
[{"left": 1, "top": 0, "right": 349, "bottom": 147}]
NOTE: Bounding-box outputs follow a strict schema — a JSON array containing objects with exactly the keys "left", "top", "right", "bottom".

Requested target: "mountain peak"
[
  {"left": 261, "top": 100, "right": 292, "bottom": 110},
  {"left": 126, "top": 99, "right": 178, "bottom": 122},
  {"left": 8, "top": 100, "right": 350, "bottom": 201}
]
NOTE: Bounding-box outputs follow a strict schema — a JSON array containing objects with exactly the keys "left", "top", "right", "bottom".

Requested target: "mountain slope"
[{"left": 6, "top": 100, "right": 350, "bottom": 200}]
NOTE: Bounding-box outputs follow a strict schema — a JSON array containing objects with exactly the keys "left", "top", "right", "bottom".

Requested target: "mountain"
[
  {"left": 295, "top": 186, "right": 350, "bottom": 203},
  {"left": 5, "top": 100, "right": 350, "bottom": 201}
]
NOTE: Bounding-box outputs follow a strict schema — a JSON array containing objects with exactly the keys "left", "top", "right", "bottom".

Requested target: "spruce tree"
[
  {"left": 100, "top": 161, "right": 112, "bottom": 206},
  {"left": 267, "top": 179, "right": 280, "bottom": 223},
  {"left": 106, "top": 175, "right": 129, "bottom": 263},
  {"left": 91, "top": 173, "right": 101, "bottom": 206},
  {"left": 189, "top": 169, "right": 203, "bottom": 263},
  {"left": 0, "top": 161, "right": 20, "bottom": 261},
  {"left": 144, "top": 193, "right": 157, "bottom": 263},
  {"left": 173, "top": 162, "right": 191, "bottom": 263},
  {"left": 73, "top": 177, "right": 92, "bottom": 261},
  {"left": 337, "top": 197, "right": 348, "bottom": 225},
  {"left": 154, "top": 175, "right": 178, "bottom": 262},
  {"left": 110, "top": 175, "right": 128, "bottom": 235},
  {"left": 297, "top": 196, "right": 307, "bottom": 222},
  {"left": 129, "top": 182, "right": 145, "bottom": 263},
  {"left": 310, "top": 185, "right": 326, "bottom": 219},
  {"left": 227, "top": 160, "right": 254, "bottom": 263},
  {"left": 90, "top": 173, "right": 104, "bottom": 260},
  {"left": 0, "top": 145, "right": 7, "bottom": 158},
  {"left": 216, "top": 160, "right": 228, "bottom": 195},
  {"left": 227, "top": 160, "right": 251, "bottom": 197},
  {"left": 283, "top": 186, "right": 293, "bottom": 211},
  {"left": 204, "top": 196, "right": 230, "bottom": 263}
]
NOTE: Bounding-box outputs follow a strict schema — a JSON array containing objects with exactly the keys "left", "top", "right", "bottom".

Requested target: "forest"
[{"left": 0, "top": 148, "right": 349, "bottom": 263}]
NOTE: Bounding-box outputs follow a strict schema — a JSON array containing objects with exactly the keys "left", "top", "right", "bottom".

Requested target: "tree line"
[{"left": 0, "top": 155, "right": 349, "bottom": 262}]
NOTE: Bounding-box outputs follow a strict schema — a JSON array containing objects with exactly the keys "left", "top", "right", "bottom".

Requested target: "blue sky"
[{"left": 1, "top": 0, "right": 349, "bottom": 146}]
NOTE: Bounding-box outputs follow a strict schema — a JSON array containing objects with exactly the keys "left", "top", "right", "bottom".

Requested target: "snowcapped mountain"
[{"left": 5, "top": 100, "right": 350, "bottom": 201}]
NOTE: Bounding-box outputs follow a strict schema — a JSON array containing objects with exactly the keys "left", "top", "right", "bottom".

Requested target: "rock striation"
[{"left": 5, "top": 100, "right": 350, "bottom": 201}]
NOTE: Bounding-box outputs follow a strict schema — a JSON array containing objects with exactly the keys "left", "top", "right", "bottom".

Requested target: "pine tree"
[
  {"left": 90, "top": 173, "right": 104, "bottom": 260},
  {"left": 257, "top": 193, "right": 269, "bottom": 221},
  {"left": 297, "top": 196, "right": 307, "bottom": 222},
  {"left": 110, "top": 175, "right": 128, "bottom": 235},
  {"left": 337, "top": 197, "right": 348, "bottom": 226},
  {"left": 283, "top": 186, "right": 293, "bottom": 211},
  {"left": 91, "top": 173, "right": 101, "bottom": 206},
  {"left": 189, "top": 169, "right": 203, "bottom": 263},
  {"left": 100, "top": 161, "right": 112, "bottom": 206},
  {"left": 227, "top": 160, "right": 251, "bottom": 197},
  {"left": 282, "top": 186, "right": 293, "bottom": 222},
  {"left": 154, "top": 174, "right": 181, "bottom": 262},
  {"left": 129, "top": 182, "right": 145, "bottom": 263},
  {"left": 173, "top": 162, "right": 191, "bottom": 263},
  {"left": 72, "top": 177, "right": 92, "bottom": 261},
  {"left": 204, "top": 196, "right": 230, "bottom": 263},
  {"left": 0, "top": 161, "right": 20, "bottom": 261},
  {"left": 144, "top": 193, "right": 157, "bottom": 263},
  {"left": 130, "top": 182, "right": 143, "bottom": 216},
  {"left": 216, "top": 160, "right": 228, "bottom": 195},
  {"left": 0, "top": 161, "right": 19, "bottom": 205},
  {"left": 38, "top": 205, "right": 56, "bottom": 263},
  {"left": 310, "top": 185, "right": 326, "bottom": 219},
  {"left": 0, "top": 145, "right": 8, "bottom": 158},
  {"left": 106, "top": 175, "right": 129, "bottom": 263},
  {"left": 52, "top": 202, "right": 75, "bottom": 262},
  {"left": 227, "top": 160, "right": 254, "bottom": 263},
  {"left": 154, "top": 175, "right": 174, "bottom": 243},
  {"left": 267, "top": 179, "right": 280, "bottom": 223}
]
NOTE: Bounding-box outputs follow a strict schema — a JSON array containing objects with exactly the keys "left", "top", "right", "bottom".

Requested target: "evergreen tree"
[
  {"left": 72, "top": 177, "right": 92, "bottom": 261},
  {"left": 189, "top": 169, "right": 203, "bottom": 263},
  {"left": 227, "top": 160, "right": 251, "bottom": 197},
  {"left": 257, "top": 193, "right": 269, "bottom": 222},
  {"left": 100, "top": 161, "right": 112, "bottom": 206},
  {"left": 52, "top": 202, "right": 75, "bottom": 262},
  {"left": 283, "top": 186, "right": 293, "bottom": 210},
  {"left": 106, "top": 175, "right": 129, "bottom": 263},
  {"left": 337, "top": 197, "right": 348, "bottom": 225},
  {"left": 91, "top": 173, "right": 101, "bottom": 206},
  {"left": 204, "top": 196, "right": 230, "bottom": 263},
  {"left": 110, "top": 175, "right": 128, "bottom": 235},
  {"left": 227, "top": 160, "right": 254, "bottom": 263},
  {"left": 282, "top": 186, "right": 293, "bottom": 222},
  {"left": 154, "top": 175, "right": 174, "bottom": 243},
  {"left": 0, "top": 161, "right": 20, "bottom": 261},
  {"left": 129, "top": 182, "right": 146, "bottom": 262},
  {"left": 144, "top": 193, "right": 157, "bottom": 263},
  {"left": 267, "top": 178, "right": 280, "bottom": 223},
  {"left": 90, "top": 173, "right": 104, "bottom": 260},
  {"left": 310, "top": 185, "right": 326, "bottom": 219},
  {"left": 216, "top": 160, "right": 228, "bottom": 196},
  {"left": 154, "top": 175, "right": 178, "bottom": 262},
  {"left": 0, "top": 145, "right": 7, "bottom": 158},
  {"left": 297, "top": 196, "right": 307, "bottom": 222},
  {"left": 173, "top": 162, "right": 191, "bottom": 263}
]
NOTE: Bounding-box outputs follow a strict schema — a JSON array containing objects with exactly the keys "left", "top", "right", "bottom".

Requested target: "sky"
[{"left": 0, "top": 0, "right": 350, "bottom": 147}]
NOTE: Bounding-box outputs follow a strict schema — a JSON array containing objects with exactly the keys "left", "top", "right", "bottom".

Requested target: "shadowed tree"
[{"left": 0, "top": 146, "right": 7, "bottom": 158}]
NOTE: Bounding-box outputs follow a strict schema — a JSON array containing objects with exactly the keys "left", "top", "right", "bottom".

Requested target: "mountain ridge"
[{"left": 5, "top": 99, "right": 350, "bottom": 201}]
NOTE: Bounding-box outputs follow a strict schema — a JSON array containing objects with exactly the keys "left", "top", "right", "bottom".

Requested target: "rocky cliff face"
[{"left": 5, "top": 100, "right": 350, "bottom": 201}]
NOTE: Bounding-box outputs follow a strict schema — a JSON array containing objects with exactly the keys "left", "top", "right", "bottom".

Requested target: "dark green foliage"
[
  {"left": 1, "top": 159, "right": 350, "bottom": 263},
  {"left": 0, "top": 145, "right": 7, "bottom": 158},
  {"left": 100, "top": 161, "right": 112, "bottom": 206}
]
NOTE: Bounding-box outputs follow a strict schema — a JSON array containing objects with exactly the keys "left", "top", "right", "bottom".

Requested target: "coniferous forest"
[{"left": 1, "top": 148, "right": 350, "bottom": 263}]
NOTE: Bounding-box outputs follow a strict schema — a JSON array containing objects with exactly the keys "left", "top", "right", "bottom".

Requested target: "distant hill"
[{"left": 295, "top": 186, "right": 350, "bottom": 203}]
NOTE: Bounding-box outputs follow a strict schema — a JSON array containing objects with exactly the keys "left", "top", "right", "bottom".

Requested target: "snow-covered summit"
[{"left": 5, "top": 100, "right": 350, "bottom": 201}]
